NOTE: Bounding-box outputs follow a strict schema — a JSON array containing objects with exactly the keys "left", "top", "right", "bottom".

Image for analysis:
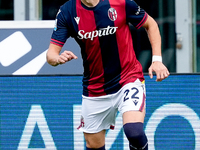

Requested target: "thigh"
[
  {"left": 84, "top": 130, "right": 106, "bottom": 148},
  {"left": 123, "top": 109, "right": 145, "bottom": 125}
]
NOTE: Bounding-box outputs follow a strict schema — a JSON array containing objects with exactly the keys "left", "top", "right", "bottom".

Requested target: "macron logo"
[{"left": 74, "top": 17, "right": 80, "bottom": 25}]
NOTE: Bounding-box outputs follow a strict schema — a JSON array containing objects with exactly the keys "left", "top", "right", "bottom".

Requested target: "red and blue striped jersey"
[{"left": 51, "top": 0, "right": 148, "bottom": 97}]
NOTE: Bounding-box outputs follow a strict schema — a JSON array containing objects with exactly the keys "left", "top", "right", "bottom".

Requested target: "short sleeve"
[
  {"left": 126, "top": 0, "right": 148, "bottom": 29},
  {"left": 51, "top": 6, "right": 70, "bottom": 47}
]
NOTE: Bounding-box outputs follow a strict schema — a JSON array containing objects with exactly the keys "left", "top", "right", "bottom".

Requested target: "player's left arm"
[{"left": 142, "top": 15, "right": 170, "bottom": 81}]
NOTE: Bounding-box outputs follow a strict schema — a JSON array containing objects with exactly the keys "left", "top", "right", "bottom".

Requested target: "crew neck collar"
[{"left": 81, "top": 0, "right": 101, "bottom": 10}]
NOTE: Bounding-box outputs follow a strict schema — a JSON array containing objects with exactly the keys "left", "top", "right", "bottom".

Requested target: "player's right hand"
[{"left": 57, "top": 50, "right": 78, "bottom": 65}]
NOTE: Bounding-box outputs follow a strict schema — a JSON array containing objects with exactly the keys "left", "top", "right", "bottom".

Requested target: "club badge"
[{"left": 108, "top": 8, "right": 117, "bottom": 21}]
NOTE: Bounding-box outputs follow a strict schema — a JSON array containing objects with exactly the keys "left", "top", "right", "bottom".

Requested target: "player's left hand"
[{"left": 148, "top": 61, "right": 170, "bottom": 82}]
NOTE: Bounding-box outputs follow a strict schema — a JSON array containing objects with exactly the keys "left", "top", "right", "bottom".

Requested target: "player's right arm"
[
  {"left": 46, "top": 43, "right": 77, "bottom": 66},
  {"left": 46, "top": 3, "right": 77, "bottom": 67}
]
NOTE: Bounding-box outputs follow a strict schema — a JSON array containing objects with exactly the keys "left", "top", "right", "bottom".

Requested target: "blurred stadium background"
[
  {"left": 0, "top": 0, "right": 200, "bottom": 74},
  {"left": 0, "top": 0, "right": 200, "bottom": 150}
]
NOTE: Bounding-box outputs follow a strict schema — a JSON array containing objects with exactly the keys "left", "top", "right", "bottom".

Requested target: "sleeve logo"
[
  {"left": 135, "top": 6, "right": 141, "bottom": 15},
  {"left": 54, "top": 9, "right": 61, "bottom": 31}
]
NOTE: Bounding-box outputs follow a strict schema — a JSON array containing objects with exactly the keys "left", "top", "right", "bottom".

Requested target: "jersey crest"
[{"left": 108, "top": 8, "right": 117, "bottom": 21}]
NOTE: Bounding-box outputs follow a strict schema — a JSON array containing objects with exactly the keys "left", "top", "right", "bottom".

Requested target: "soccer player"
[{"left": 46, "top": 0, "right": 170, "bottom": 149}]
